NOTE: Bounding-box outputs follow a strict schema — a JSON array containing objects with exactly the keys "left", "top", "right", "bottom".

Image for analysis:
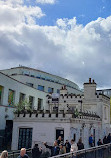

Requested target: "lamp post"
[{"left": 78, "top": 100, "right": 83, "bottom": 112}]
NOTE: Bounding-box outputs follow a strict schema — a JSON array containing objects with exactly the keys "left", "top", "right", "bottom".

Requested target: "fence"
[
  {"left": 7, "top": 149, "right": 32, "bottom": 158},
  {"left": 2, "top": 143, "right": 111, "bottom": 158},
  {"left": 50, "top": 143, "right": 111, "bottom": 158}
]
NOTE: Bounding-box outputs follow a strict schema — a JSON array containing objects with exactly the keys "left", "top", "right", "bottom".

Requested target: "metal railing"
[
  {"left": 1, "top": 143, "right": 111, "bottom": 158},
  {"left": 7, "top": 148, "right": 32, "bottom": 158},
  {"left": 49, "top": 143, "right": 111, "bottom": 158}
]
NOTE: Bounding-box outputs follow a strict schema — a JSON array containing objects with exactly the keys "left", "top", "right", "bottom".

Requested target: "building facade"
[
  {"left": 11, "top": 78, "right": 110, "bottom": 150},
  {"left": 0, "top": 66, "right": 82, "bottom": 149},
  {"left": 0, "top": 66, "right": 82, "bottom": 94}
]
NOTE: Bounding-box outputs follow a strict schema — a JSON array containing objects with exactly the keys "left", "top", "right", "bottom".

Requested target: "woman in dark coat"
[{"left": 77, "top": 138, "right": 84, "bottom": 150}]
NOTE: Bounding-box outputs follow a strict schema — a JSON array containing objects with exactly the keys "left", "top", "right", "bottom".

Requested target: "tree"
[{"left": 14, "top": 99, "right": 32, "bottom": 114}]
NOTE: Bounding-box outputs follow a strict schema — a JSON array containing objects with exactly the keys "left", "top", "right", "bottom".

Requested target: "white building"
[
  {"left": 11, "top": 78, "right": 110, "bottom": 150},
  {"left": 0, "top": 66, "right": 82, "bottom": 94},
  {"left": 0, "top": 66, "right": 82, "bottom": 149}
]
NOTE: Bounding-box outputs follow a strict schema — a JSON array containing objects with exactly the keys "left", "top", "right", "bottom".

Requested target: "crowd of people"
[
  {"left": 89, "top": 133, "right": 111, "bottom": 147},
  {"left": 33, "top": 136, "right": 84, "bottom": 158},
  {"left": 0, "top": 134, "right": 111, "bottom": 158}
]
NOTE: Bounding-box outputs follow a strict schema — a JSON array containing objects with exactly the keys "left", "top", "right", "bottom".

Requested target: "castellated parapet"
[{"left": 14, "top": 111, "right": 101, "bottom": 122}]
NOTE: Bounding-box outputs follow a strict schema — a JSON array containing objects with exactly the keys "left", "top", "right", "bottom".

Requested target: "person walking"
[
  {"left": 32, "top": 144, "right": 42, "bottom": 158},
  {"left": 107, "top": 133, "right": 111, "bottom": 143},
  {"left": 103, "top": 136, "right": 107, "bottom": 144},
  {"left": 77, "top": 138, "right": 84, "bottom": 150},
  {"left": 89, "top": 134, "right": 94, "bottom": 147},
  {"left": 17, "top": 148, "right": 30, "bottom": 158},
  {"left": 97, "top": 139, "right": 103, "bottom": 157},
  {"left": 57, "top": 136, "right": 62, "bottom": 146},
  {"left": 70, "top": 139, "right": 78, "bottom": 158},
  {"left": 44, "top": 140, "right": 60, "bottom": 156},
  {"left": 0, "top": 150, "right": 8, "bottom": 158},
  {"left": 97, "top": 139, "right": 103, "bottom": 146},
  {"left": 77, "top": 138, "right": 84, "bottom": 158},
  {"left": 59, "top": 144, "right": 65, "bottom": 155},
  {"left": 65, "top": 140, "right": 71, "bottom": 153}
]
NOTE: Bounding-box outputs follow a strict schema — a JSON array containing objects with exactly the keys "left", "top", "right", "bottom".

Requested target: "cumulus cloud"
[
  {"left": 0, "top": 0, "right": 45, "bottom": 26},
  {"left": 36, "top": 0, "right": 56, "bottom": 4},
  {"left": 0, "top": 0, "right": 111, "bottom": 88}
]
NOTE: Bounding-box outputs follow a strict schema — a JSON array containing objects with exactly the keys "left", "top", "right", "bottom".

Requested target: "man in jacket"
[
  {"left": 17, "top": 148, "right": 30, "bottom": 158},
  {"left": 32, "top": 144, "right": 42, "bottom": 158},
  {"left": 65, "top": 140, "right": 71, "bottom": 153},
  {"left": 44, "top": 141, "right": 60, "bottom": 156},
  {"left": 89, "top": 135, "right": 94, "bottom": 147}
]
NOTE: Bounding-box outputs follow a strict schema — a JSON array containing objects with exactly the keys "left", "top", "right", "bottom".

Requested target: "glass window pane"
[
  {"left": 38, "top": 85, "right": 44, "bottom": 91},
  {"left": 8, "top": 89, "right": 15, "bottom": 106},
  {"left": 48, "top": 87, "right": 53, "bottom": 93}
]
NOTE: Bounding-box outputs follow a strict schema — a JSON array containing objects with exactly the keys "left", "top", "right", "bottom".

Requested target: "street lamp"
[{"left": 78, "top": 100, "right": 83, "bottom": 112}]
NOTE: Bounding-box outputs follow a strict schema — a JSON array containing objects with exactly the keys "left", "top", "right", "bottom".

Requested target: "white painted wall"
[
  {"left": 11, "top": 114, "right": 102, "bottom": 150},
  {"left": 0, "top": 72, "right": 47, "bottom": 130}
]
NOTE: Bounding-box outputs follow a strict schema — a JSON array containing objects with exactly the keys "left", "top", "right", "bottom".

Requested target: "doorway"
[{"left": 56, "top": 129, "right": 64, "bottom": 141}]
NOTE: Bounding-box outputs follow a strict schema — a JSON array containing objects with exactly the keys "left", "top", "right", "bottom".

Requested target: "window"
[
  {"left": 57, "top": 89, "right": 60, "bottom": 94},
  {"left": 18, "top": 128, "right": 32, "bottom": 150},
  {"left": 38, "top": 85, "right": 44, "bottom": 91},
  {"left": 0, "top": 85, "right": 3, "bottom": 104},
  {"left": 48, "top": 87, "right": 53, "bottom": 93},
  {"left": 38, "top": 98, "right": 43, "bottom": 110},
  {"left": 8, "top": 89, "right": 15, "bottom": 106},
  {"left": 19, "top": 93, "right": 25, "bottom": 103},
  {"left": 30, "top": 75, "right": 34, "bottom": 77},
  {"left": 29, "top": 96, "right": 34, "bottom": 108},
  {"left": 104, "top": 107, "right": 107, "bottom": 120},
  {"left": 73, "top": 133, "right": 76, "bottom": 141},
  {"left": 26, "top": 83, "right": 33, "bottom": 87}
]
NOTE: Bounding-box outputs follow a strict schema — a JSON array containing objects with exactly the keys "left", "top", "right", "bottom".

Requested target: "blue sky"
[
  {"left": 0, "top": 0, "right": 111, "bottom": 88},
  {"left": 25, "top": 0, "right": 111, "bottom": 26}
]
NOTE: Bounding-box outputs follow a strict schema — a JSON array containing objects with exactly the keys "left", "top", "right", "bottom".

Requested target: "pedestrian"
[
  {"left": 77, "top": 138, "right": 84, "bottom": 150},
  {"left": 97, "top": 139, "right": 103, "bottom": 146},
  {"left": 107, "top": 133, "right": 111, "bottom": 143},
  {"left": 0, "top": 150, "right": 8, "bottom": 158},
  {"left": 59, "top": 144, "right": 65, "bottom": 155},
  {"left": 17, "top": 148, "right": 30, "bottom": 158},
  {"left": 65, "top": 140, "right": 71, "bottom": 153},
  {"left": 89, "top": 134, "right": 94, "bottom": 147},
  {"left": 43, "top": 141, "right": 60, "bottom": 156},
  {"left": 32, "top": 144, "right": 42, "bottom": 158},
  {"left": 103, "top": 136, "right": 107, "bottom": 144},
  {"left": 57, "top": 136, "right": 62, "bottom": 146},
  {"left": 70, "top": 139, "right": 78, "bottom": 158},
  {"left": 97, "top": 139, "right": 103, "bottom": 157}
]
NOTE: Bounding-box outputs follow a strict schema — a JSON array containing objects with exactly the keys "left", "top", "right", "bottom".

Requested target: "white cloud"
[
  {"left": 0, "top": 1, "right": 111, "bottom": 88},
  {"left": 36, "top": 0, "right": 56, "bottom": 4},
  {"left": 0, "top": 0, "right": 45, "bottom": 27}
]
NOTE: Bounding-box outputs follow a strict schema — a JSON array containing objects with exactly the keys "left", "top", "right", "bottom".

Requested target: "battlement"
[{"left": 15, "top": 110, "right": 101, "bottom": 121}]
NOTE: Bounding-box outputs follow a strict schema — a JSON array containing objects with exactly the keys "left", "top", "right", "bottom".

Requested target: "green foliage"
[
  {"left": 73, "top": 108, "right": 79, "bottom": 117},
  {"left": 13, "top": 99, "right": 32, "bottom": 114}
]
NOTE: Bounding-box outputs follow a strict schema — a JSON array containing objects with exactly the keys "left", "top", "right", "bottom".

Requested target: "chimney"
[
  {"left": 89, "top": 78, "right": 91, "bottom": 83},
  {"left": 92, "top": 79, "right": 95, "bottom": 84},
  {"left": 60, "top": 85, "right": 68, "bottom": 95},
  {"left": 84, "top": 78, "right": 97, "bottom": 99}
]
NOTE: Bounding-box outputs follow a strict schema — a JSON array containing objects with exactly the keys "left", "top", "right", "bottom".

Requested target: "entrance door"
[
  {"left": 56, "top": 129, "right": 64, "bottom": 141},
  {"left": 5, "top": 120, "right": 13, "bottom": 149}
]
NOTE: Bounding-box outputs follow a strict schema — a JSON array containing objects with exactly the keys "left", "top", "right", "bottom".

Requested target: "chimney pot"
[
  {"left": 92, "top": 79, "right": 95, "bottom": 83},
  {"left": 89, "top": 78, "right": 91, "bottom": 83}
]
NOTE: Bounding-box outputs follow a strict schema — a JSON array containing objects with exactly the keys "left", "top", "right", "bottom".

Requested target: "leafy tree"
[{"left": 14, "top": 99, "right": 32, "bottom": 114}]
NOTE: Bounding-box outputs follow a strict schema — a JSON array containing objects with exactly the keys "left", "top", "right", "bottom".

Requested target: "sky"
[{"left": 0, "top": 0, "right": 111, "bottom": 89}]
